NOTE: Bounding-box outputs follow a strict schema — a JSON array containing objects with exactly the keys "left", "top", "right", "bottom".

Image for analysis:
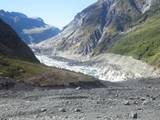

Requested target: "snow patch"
[
  {"left": 23, "top": 25, "right": 52, "bottom": 35},
  {"left": 134, "top": 0, "right": 152, "bottom": 13},
  {"left": 142, "top": 0, "right": 152, "bottom": 13}
]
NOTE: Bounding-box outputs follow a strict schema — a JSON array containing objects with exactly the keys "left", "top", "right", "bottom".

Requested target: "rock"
[
  {"left": 76, "top": 87, "right": 81, "bottom": 90},
  {"left": 59, "top": 108, "right": 66, "bottom": 112},
  {"left": 151, "top": 96, "right": 156, "bottom": 100},
  {"left": 96, "top": 116, "right": 102, "bottom": 119},
  {"left": 96, "top": 101, "right": 101, "bottom": 104},
  {"left": 65, "top": 101, "right": 70, "bottom": 105},
  {"left": 115, "top": 94, "right": 119, "bottom": 97},
  {"left": 40, "top": 108, "right": 47, "bottom": 112},
  {"left": 146, "top": 95, "right": 150, "bottom": 97},
  {"left": 74, "top": 108, "right": 81, "bottom": 112},
  {"left": 123, "top": 101, "right": 130, "bottom": 105},
  {"left": 142, "top": 100, "right": 149, "bottom": 105},
  {"left": 140, "top": 97, "right": 146, "bottom": 101},
  {"left": 131, "top": 112, "right": 138, "bottom": 119},
  {"left": 35, "top": 114, "right": 40, "bottom": 118},
  {"left": 133, "top": 100, "right": 138, "bottom": 105},
  {"left": 137, "top": 108, "right": 143, "bottom": 111},
  {"left": 65, "top": 116, "right": 69, "bottom": 119}
]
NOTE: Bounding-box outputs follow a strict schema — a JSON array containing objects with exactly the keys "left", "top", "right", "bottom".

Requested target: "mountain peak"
[
  {"left": 35, "top": 0, "right": 160, "bottom": 56},
  {"left": 0, "top": 10, "right": 60, "bottom": 44}
]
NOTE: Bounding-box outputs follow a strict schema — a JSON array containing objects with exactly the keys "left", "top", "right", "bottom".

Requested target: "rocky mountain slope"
[
  {"left": 0, "top": 19, "right": 39, "bottom": 63},
  {"left": 0, "top": 18, "right": 42, "bottom": 80},
  {"left": 31, "top": 0, "right": 160, "bottom": 82},
  {"left": 0, "top": 10, "right": 60, "bottom": 44},
  {"left": 35, "top": 0, "right": 160, "bottom": 66}
]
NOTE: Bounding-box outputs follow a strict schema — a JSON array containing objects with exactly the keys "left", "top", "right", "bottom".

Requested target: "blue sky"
[{"left": 0, "top": 0, "right": 96, "bottom": 29}]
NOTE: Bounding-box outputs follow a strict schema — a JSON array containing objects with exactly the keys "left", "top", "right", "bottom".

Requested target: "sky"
[{"left": 0, "top": 0, "right": 96, "bottom": 29}]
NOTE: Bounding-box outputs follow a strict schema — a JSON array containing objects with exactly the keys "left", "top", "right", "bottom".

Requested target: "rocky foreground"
[{"left": 0, "top": 78, "right": 160, "bottom": 120}]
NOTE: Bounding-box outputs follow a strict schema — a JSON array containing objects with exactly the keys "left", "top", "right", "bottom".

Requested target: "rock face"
[
  {"left": 0, "top": 18, "right": 39, "bottom": 63},
  {"left": 35, "top": 0, "right": 160, "bottom": 56},
  {"left": 0, "top": 10, "right": 60, "bottom": 44}
]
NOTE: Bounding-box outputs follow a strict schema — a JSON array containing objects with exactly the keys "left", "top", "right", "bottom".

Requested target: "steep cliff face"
[
  {"left": 35, "top": 0, "right": 160, "bottom": 57},
  {"left": 0, "top": 10, "right": 60, "bottom": 44},
  {"left": 36, "top": 0, "right": 118, "bottom": 55},
  {"left": 0, "top": 19, "right": 39, "bottom": 63}
]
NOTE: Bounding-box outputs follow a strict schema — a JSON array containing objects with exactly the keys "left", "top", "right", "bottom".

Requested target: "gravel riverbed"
[{"left": 0, "top": 78, "right": 160, "bottom": 120}]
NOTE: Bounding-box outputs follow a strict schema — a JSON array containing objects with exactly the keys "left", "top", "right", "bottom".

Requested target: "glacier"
[{"left": 36, "top": 54, "right": 159, "bottom": 82}]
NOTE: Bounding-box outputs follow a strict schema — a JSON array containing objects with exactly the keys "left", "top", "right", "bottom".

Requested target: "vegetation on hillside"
[
  {"left": 110, "top": 15, "right": 160, "bottom": 67},
  {"left": 0, "top": 55, "right": 48, "bottom": 80},
  {"left": 0, "top": 55, "right": 95, "bottom": 86}
]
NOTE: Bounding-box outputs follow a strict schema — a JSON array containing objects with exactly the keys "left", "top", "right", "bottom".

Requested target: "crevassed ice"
[{"left": 36, "top": 55, "right": 137, "bottom": 82}]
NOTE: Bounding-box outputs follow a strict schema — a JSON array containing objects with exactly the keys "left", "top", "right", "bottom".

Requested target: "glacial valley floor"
[{"left": 0, "top": 79, "right": 160, "bottom": 120}]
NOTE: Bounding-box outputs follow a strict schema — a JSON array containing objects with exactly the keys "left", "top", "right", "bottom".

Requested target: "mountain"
[
  {"left": 0, "top": 18, "right": 98, "bottom": 87},
  {"left": 0, "top": 10, "right": 60, "bottom": 44},
  {"left": 110, "top": 15, "right": 160, "bottom": 67},
  {"left": 0, "top": 17, "right": 43, "bottom": 80},
  {"left": 35, "top": 0, "right": 160, "bottom": 67},
  {"left": 0, "top": 18, "right": 39, "bottom": 63}
]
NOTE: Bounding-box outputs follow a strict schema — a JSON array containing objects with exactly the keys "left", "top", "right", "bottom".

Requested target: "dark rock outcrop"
[{"left": 0, "top": 18, "right": 39, "bottom": 63}]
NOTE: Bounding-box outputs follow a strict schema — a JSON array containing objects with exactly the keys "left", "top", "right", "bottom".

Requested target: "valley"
[
  {"left": 0, "top": 0, "right": 160, "bottom": 120},
  {"left": 31, "top": 0, "right": 160, "bottom": 82}
]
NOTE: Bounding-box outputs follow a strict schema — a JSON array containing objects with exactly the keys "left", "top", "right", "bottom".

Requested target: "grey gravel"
[
  {"left": 131, "top": 112, "right": 138, "bottom": 119},
  {"left": 0, "top": 79, "right": 160, "bottom": 120}
]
